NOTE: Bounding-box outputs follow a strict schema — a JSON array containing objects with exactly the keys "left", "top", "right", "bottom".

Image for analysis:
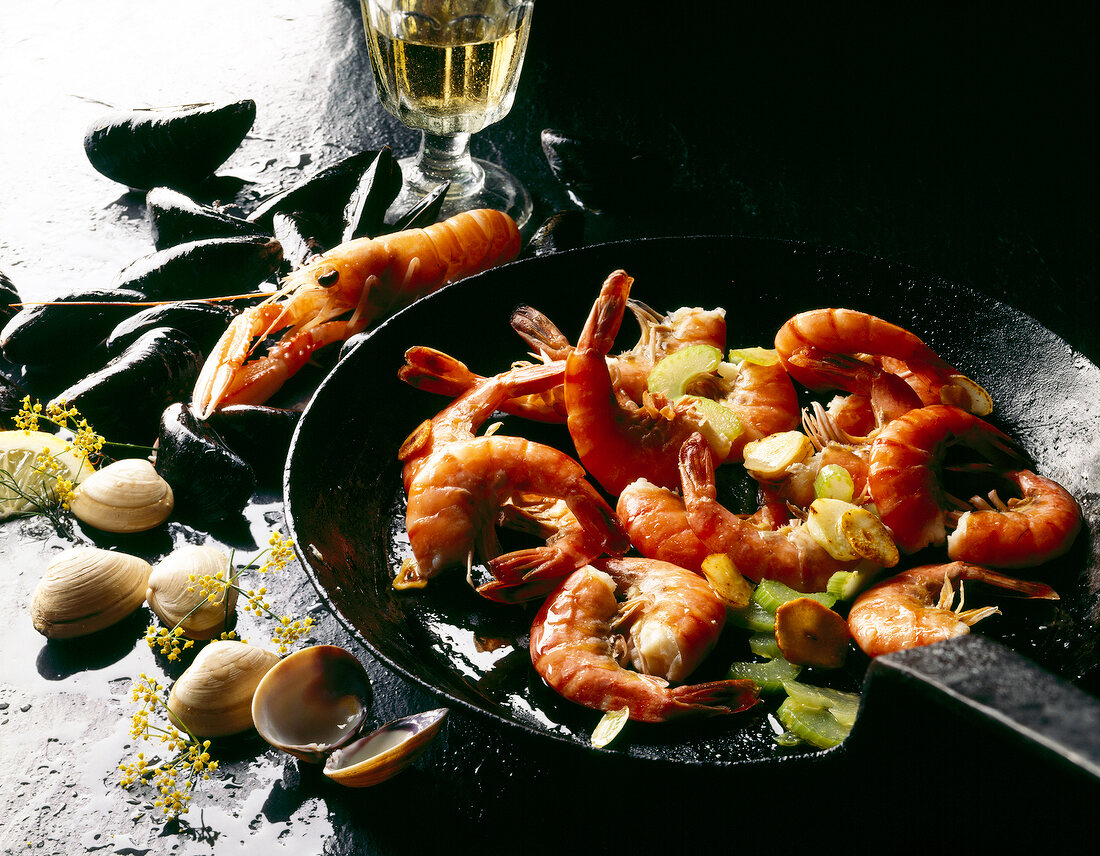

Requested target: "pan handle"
[{"left": 846, "top": 635, "right": 1100, "bottom": 789}]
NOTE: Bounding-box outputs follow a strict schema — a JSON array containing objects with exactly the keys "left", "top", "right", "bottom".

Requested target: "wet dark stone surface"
[{"left": 1, "top": 1, "right": 1097, "bottom": 853}]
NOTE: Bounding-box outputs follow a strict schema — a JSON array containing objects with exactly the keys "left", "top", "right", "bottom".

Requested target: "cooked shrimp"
[
  {"left": 397, "top": 361, "right": 628, "bottom": 599},
  {"left": 847, "top": 561, "right": 1058, "bottom": 657},
  {"left": 529, "top": 565, "right": 759, "bottom": 722},
  {"left": 616, "top": 477, "right": 788, "bottom": 572},
  {"left": 867, "top": 404, "right": 1028, "bottom": 554},
  {"left": 193, "top": 209, "right": 520, "bottom": 417},
  {"left": 512, "top": 272, "right": 727, "bottom": 406},
  {"left": 564, "top": 276, "right": 723, "bottom": 496},
  {"left": 398, "top": 345, "right": 568, "bottom": 422},
  {"left": 774, "top": 308, "right": 991, "bottom": 430},
  {"left": 947, "top": 470, "right": 1082, "bottom": 568},
  {"left": 679, "top": 433, "right": 865, "bottom": 592}
]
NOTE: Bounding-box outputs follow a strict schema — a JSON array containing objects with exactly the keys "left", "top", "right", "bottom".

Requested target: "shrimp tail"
[{"left": 664, "top": 680, "right": 760, "bottom": 718}]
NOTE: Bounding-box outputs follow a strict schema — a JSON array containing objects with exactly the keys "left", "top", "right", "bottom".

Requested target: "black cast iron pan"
[{"left": 284, "top": 236, "right": 1100, "bottom": 783}]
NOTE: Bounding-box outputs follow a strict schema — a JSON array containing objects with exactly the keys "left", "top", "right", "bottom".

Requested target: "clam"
[
  {"left": 167, "top": 641, "right": 280, "bottom": 737},
  {"left": 323, "top": 709, "right": 448, "bottom": 787},
  {"left": 251, "top": 645, "right": 373, "bottom": 763},
  {"left": 251, "top": 645, "right": 447, "bottom": 787},
  {"left": 69, "top": 458, "right": 174, "bottom": 532},
  {"left": 146, "top": 545, "right": 238, "bottom": 639},
  {"left": 30, "top": 547, "right": 151, "bottom": 638}
]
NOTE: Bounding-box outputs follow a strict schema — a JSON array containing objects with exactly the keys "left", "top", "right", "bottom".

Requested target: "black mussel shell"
[
  {"left": 272, "top": 211, "right": 327, "bottom": 270},
  {"left": 155, "top": 402, "right": 256, "bottom": 526},
  {"left": 540, "top": 128, "right": 671, "bottom": 212},
  {"left": 0, "top": 374, "right": 27, "bottom": 426},
  {"left": 105, "top": 301, "right": 239, "bottom": 358},
  {"left": 115, "top": 236, "right": 283, "bottom": 302},
  {"left": 343, "top": 147, "right": 402, "bottom": 242},
  {"left": 49, "top": 327, "right": 203, "bottom": 445},
  {"left": 147, "top": 187, "right": 264, "bottom": 250},
  {"left": 0, "top": 269, "right": 20, "bottom": 327},
  {"left": 247, "top": 150, "right": 383, "bottom": 247},
  {"left": 205, "top": 404, "right": 300, "bottom": 488},
  {"left": 390, "top": 181, "right": 451, "bottom": 232},
  {"left": 524, "top": 210, "right": 585, "bottom": 258},
  {"left": 1, "top": 287, "right": 147, "bottom": 366},
  {"left": 84, "top": 100, "right": 257, "bottom": 191}
]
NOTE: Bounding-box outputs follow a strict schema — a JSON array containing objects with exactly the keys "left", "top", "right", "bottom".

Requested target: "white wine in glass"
[{"left": 361, "top": 0, "right": 534, "bottom": 228}]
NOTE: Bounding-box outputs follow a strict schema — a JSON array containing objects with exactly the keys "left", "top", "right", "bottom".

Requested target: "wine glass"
[{"left": 360, "top": 0, "right": 535, "bottom": 229}]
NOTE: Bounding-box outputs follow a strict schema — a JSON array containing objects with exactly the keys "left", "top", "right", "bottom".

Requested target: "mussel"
[
  {"left": 524, "top": 210, "right": 586, "bottom": 258},
  {"left": 540, "top": 128, "right": 671, "bottom": 212},
  {"left": 146, "top": 545, "right": 238, "bottom": 639},
  {"left": 69, "top": 458, "right": 175, "bottom": 533},
  {"left": 247, "top": 150, "right": 385, "bottom": 248},
  {"left": 105, "top": 300, "right": 239, "bottom": 357},
  {"left": 114, "top": 235, "right": 283, "bottom": 302},
  {"left": 251, "top": 645, "right": 448, "bottom": 787},
  {"left": 30, "top": 546, "right": 152, "bottom": 638},
  {"left": 204, "top": 404, "right": 300, "bottom": 488},
  {"left": 271, "top": 211, "right": 327, "bottom": 270},
  {"left": 341, "top": 147, "right": 402, "bottom": 241},
  {"left": 146, "top": 187, "right": 265, "bottom": 251},
  {"left": 167, "top": 641, "right": 281, "bottom": 737},
  {"left": 50, "top": 327, "right": 203, "bottom": 445},
  {"left": 0, "top": 268, "right": 20, "bottom": 327},
  {"left": 154, "top": 403, "right": 256, "bottom": 526},
  {"left": 1, "top": 287, "right": 146, "bottom": 366},
  {"left": 84, "top": 100, "right": 257, "bottom": 191}
]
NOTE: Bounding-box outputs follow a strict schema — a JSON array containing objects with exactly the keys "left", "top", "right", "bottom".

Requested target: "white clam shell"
[
  {"left": 146, "top": 545, "right": 238, "bottom": 639},
  {"left": 69, "top": 458, "right": 174, "bottom": 533},
  {"left": 30, "top": 547, "right": 152, "bottom": 638},
  {"left": 323, "top": 709, "right": 448, "bottom": 788},
  {"left": 167, "top": 641, "right": 280, "bottom": 737},
  {"left": 251, "top": 645, "right": 373, "bottom": 763}
]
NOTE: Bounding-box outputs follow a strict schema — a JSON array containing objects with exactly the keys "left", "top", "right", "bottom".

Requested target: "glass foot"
[{"left": 394, "top": 154, "right": 533, "bottom": 231}]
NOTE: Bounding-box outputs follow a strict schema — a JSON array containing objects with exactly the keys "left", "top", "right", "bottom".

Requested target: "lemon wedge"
[{"left": 0, "top": 430, "right": 90, "bottom": 519}]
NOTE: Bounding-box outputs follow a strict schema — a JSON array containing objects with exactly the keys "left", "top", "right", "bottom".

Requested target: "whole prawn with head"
[
  {"left": 397, "top": 361, "right": 629, "bottom": 602},
  {"left": 529, "top": 557, "right": 759, "bottom": 722},
  {"left": 192, "top": 209, "right": 520, "bottom": 418}
]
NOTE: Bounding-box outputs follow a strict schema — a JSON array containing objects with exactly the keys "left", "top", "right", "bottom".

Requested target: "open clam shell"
[
  {"left": 167, "top": 641, "right": 280, "bottom": 737},
  {"left": 146, "top": 545, "right": 238, "bottom": 639},
  {"left": 30, "top": 547, "right": 151, "bottom": 638},
  {"left": 251, "top": 645, "right": 373, "bottom": 763},
  {"left": 323, "top": 708, "right": 448, "bottom": 788},
  {"left": 69, "top": 458, "right": 174, "bottom": 532}
]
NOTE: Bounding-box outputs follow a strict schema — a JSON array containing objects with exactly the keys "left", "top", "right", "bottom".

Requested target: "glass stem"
[{"left": 409, "top": 131, "right": 484, "bottom": 198}]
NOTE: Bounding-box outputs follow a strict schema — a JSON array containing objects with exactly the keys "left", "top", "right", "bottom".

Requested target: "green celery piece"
[
  {"left": 776, "top": 697, "right": 850, "bottom": 749},
  {"left": 727, "top": 600, "right": 776, "bottom": 632},
  {"left": 813, "top": 463, "right": 855, "bottom": 502},
  {"left": 826, "top": 566, "right": 882, "bottom": 601},
  {"left": 780, "top": 680, "right": 861, "bottom": 728},
  {"left": 647, "top": 344, "right": 722, "bottom": 400},
  {"left": 748, "top": 632, "right": 782, "bottom": 660},
  {"left": 682, "top": 395, "right": 744, "bottom": 443},
  {"left": 752, "top": 578, "right": 837, "bottom": 612},
  {"left": 728, "top": 346, "right": 779, "bottom": 366},
  {"left": 727, "top": 657, "right": 801, "bottom": 693}
]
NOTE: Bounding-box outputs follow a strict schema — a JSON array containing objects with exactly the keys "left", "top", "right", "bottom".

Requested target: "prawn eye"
[{"left": 317, "top": 267, "right": 340, "bottom": 286}]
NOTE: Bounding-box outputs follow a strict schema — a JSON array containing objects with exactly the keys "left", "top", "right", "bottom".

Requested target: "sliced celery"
[
  {"left": 826, "top": 566, "right": 882, "bottom": 601},
  {"left": 727, "top": 600, "right": 776, "bottom": 633},
  {"left": 780, "top": 680, "right": 860, "bottom": 728},
  {"left": 728, "top": 346, "right": 779, "bottom": 366},
  {"left": 776, "top": 697, "right": 849, "bottom": 749},
  {"left": 647, "top": 344, "right": 722, "bottom": 400},
  {"left": 747, "top": 632, "right": 782, "bottom": 660},
  {"left": 727, "top": 657, "right": 801, "bottom": 693},
  {"left": 682, "top": 395, "right": 744, "bottom": 444},
  {"left": 813, "top": 463, "right": 855, "bottom": 502},
  {"left": 752, "top": 578, "right": 837, "bottom": 612}
]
